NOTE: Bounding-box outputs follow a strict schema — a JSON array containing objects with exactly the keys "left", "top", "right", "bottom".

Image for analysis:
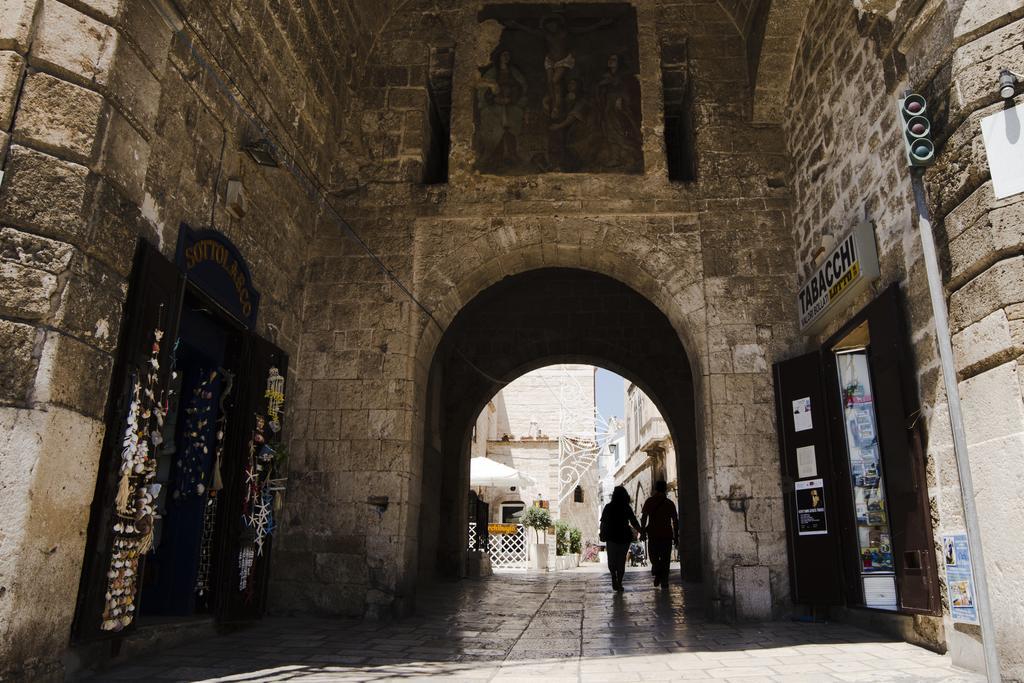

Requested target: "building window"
[
  {"left": 500, "top": 502, "right": 525, "bottom": 523},
  {"left": 573, "top": 485, "right": 584, "bottom": 503},
  {"left": 424, "top": 46, "right": 453, "bottom": 185},
  {"left": 661, "top": 40, "right": 696, "bottom": 182}
]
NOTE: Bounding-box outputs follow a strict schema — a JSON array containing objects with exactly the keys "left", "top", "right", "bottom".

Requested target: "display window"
[{"left": 834, "top": 339, "right": 896, "bottom": 609}]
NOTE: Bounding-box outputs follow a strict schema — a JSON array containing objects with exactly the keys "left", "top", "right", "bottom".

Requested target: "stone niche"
[{"left": 474, "top": 3, "right": 642, "bottom": 175}]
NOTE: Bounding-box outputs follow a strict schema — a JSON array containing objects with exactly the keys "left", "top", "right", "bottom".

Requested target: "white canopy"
[{"left": 470, "top": 456, "right": 536, "bottom": 489}]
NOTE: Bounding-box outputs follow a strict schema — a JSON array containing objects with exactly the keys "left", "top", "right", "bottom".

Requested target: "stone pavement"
[{"left": 81, "top": 565, "right": 982, "bottom": 682}]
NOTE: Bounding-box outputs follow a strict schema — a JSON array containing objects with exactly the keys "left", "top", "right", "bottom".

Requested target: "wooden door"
[
  {"left": 214, "top": 333, "right": 288, "bottom": 622},
  {"left": 72, "top": 240, "right": 185, "bottom": 642},
  {"left": 773, "top": 351, "right": 845, "bottom": 606}
]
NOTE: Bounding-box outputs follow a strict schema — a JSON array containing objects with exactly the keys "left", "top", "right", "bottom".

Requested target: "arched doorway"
[{"left": 416, "top": 268, "right": 702, "bottom": 587}]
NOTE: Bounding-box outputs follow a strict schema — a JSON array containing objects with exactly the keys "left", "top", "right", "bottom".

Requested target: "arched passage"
[{"left": 417, "top": 268, "right": 703, "bottom": 588}]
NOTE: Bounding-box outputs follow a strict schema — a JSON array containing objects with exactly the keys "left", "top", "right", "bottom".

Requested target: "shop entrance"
[
  {"left": 139, "top": 296, "right": 239, "bottom": 617},
  {"left": 773, "top": 285, "right": 939, "bottom": 617},
  {"left": 72, "top": 233, "right": 288, "bottom": 642}
]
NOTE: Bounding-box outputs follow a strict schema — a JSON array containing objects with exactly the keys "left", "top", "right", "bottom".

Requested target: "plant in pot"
[
  {"left": 569, "top": 527, "right": 582, "bottom": 556},
  {"left": 520, "top": 505, "right": 552, "bottom": 570},
  {"left": 554, "top": 519, "right": 571, "bottom": 556}
]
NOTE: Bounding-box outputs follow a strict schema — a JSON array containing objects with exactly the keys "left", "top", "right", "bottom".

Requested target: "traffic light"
[{"left": 898, "top": 94, "right": 934, "bottom": 167}]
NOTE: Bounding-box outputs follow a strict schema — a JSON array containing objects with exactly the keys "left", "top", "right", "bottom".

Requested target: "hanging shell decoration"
[
  {"left": 265, "top": 366, "right": 284, "bottom": 433},
  {"left": 239, "top": 366, "right": 288, "bottom": 596},
  {"left": 101, "top": 328, "right": 166, "bottom": 631}
]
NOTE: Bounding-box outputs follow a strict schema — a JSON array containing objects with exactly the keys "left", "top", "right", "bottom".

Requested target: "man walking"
[{"left": 640, "top": 480, "right": 678, "bottom": 587}]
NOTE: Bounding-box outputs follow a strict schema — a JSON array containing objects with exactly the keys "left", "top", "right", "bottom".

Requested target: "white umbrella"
[{"left": 470, "top": 456, "right": 536, "bottom": 489}]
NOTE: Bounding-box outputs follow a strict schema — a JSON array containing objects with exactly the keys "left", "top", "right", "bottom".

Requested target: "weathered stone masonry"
[
  {"left": 1, "top": 0, "right": 1023, "bottom": 680},
  {"left": 1, "top": 0, "right": 389, "bottom": 677}
]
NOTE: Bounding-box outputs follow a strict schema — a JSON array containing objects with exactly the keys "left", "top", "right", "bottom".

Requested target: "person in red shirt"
[{"left": 640, "top": 480, "right": 678, "bottom": 587}]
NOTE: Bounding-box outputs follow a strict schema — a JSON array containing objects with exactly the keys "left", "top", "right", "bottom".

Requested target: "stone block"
[
  {"left": 33, "top": 330, "right": 112, "bottom": 418},
  {"left": 30, "top": 0, "right": 117, "bottom": 87},
  {"left": 387, "top": 87, "right": 426, "bottom": 110},
  {"left": 0, "top": 260, "right": 58, "bottom": 320},
  {"left": 958, "top": 361, "right": 1024, "bottom": 446},
  {"left": 950, "top": 256, "right": 1024, "bottom": 332},
  {"left": 75, "top": 0, "right": 123, "bottom": 22},
  {"left": 0, "top": 227, "right": 73, "bottom": 272},
  {"left": 0, "top": 50, "right": 23, "bottom": 130},
  {"left": 106, "top": 38, "right": 161, "bottom": 134},
  {"left": 0, "top": 145, "right": 90, "bottom": 242},
  {"left": 0, "top": 319, "right": 36, "bottom": 401},
  {"left": 0, "top": 0, "right": 37, "bottom": 53},
  {"left": 52, "top": 258, "right": 126, "bottom": 353},
  {"left": 954, "top": 0, "right": 1024, "bottom": 43},
  {"left": 13, "top": 71, "right": 104, "bottom": 161},
  {"left": 121, "top": 0, "right": 172, "bottom": 75},
  {"left": 733, "top": 564, "right": 772, "bottom": 620},
  {"left": 0, "top": 405, "right": 105, "bottom": 666},
  {"left": 952, "top": 308, "right": 1017, "bottom": 375},
  {"left": 98, "top": 107, "right": 150, "bottom": 204},
  {"left": 314, "top": 552, "right": 369, "bottom": 585},
  {"left": 950, "top": 18, "right": 1024, "bottom": 117}
]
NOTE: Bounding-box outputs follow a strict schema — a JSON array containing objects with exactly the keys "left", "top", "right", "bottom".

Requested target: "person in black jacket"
[{"left": 600, "top": 486, "right": 642, "bottom": 592}]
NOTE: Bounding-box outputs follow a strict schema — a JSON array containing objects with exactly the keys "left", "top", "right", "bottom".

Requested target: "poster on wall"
[
  {"left": 795, "top": 479, "right": 827, "bottom": 536},
  {"left": 796, "top": 445, "right": 817, "bottom": 479},
  {"left": 792, "top": 397, "right": 813, "bottom": 432},
  {"left": 942, "top": 532, "right": 980, "bottom": 624}
]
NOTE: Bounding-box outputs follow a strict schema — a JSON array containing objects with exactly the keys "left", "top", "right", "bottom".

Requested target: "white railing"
[{"left": 468, "top": 522, "right": 527, "bottom": 569}]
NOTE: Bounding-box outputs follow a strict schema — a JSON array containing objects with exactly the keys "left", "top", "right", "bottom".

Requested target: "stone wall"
[
  {"left": 491, "top": 364, "right": 595, "bottom": 440},
  {"left": 782, "top": 0, "right": 1024, "bottom": 675},
  {"left": 279, "top": 0, "right": 798, "bottom": 624},
  {"left": 8, "top": 0, "right": 1021, "bottom": 678},
  {"left": 0, "top": 0, "right": 385, "bottom": 677}
]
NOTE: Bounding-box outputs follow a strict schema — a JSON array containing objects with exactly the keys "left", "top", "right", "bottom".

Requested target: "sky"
[{"left": 595, "top": 367, "right": 625, "bottom": 427}]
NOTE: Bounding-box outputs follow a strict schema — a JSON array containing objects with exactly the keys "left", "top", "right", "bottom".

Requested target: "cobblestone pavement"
[{"left": 83, "top": 565, "right": 982, "bottom": 682}]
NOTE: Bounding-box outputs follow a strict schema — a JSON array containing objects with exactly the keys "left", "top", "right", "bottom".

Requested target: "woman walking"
[{"left": 600, "top": 486, "right": 642, "bottom": 592}]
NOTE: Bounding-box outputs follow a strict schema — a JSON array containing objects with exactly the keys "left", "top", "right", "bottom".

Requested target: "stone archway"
[{"left": 415, "top": 268, "right": 704, "bottom": 591}]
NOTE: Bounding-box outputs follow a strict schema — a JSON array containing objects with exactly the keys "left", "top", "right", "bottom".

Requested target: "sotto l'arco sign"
[{"left": 797, "top": 221, "right": 880, "bottom": 334}]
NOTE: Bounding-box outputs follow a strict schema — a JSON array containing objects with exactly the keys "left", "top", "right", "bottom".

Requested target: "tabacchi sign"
[{"left": 798, "top": 222, "right": 880, "bottom": 334}]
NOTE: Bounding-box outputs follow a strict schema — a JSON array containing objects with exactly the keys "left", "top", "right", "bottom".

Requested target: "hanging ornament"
[
  {"left": 100, "top": 327, "right": 167, "bottom": 631},
  {"left": 265, "top": 367, "right": 284, "bottom": 433},
  {"left": 172, "top": 369, "right": 217, "bottom": 499}
]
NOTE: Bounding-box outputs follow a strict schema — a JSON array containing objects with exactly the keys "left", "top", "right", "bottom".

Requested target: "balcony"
[{"left": 637, "top": 415, "right": 670, "bottom": 454}]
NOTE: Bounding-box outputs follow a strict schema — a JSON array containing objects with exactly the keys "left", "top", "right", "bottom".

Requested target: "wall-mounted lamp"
[
  {"left": 242, "top": 138, "right": 279, "bottom": 167},
  {"left": 998, "top": 69, "right": 1021, "bottom": 100}
]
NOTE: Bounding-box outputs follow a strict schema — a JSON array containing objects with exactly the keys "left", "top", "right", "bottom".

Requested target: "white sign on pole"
[{"left": 981, "top": 103, "right": 1024, "bottom": 199}]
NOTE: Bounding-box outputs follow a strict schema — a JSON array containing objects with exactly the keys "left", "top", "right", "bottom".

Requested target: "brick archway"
[{"left": 415, "top": 268, "right": 704, "bottom": 589}]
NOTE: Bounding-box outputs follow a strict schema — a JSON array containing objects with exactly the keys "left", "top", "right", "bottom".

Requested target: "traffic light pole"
[{"left": 909, "top": 171, "right": 1001, "bottom": 682}]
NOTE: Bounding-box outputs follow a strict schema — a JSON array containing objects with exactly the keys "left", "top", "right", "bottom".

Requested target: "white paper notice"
[
  {"left": 796, "top": 445, "right": 817, "bottom": 478},
  {"left": 981, "top": 103, "right": 1024, "bottom": 199},
  {"left": 792, "top": 397, "right": 813, "bottom": 432}
]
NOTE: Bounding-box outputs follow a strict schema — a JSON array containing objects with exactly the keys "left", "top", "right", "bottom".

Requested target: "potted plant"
[
  {"left": 520, "top": 505, "right": 552, "bottom": 571},
  {"left": 555, "top": 520, "right": 570, "bottom": 556},
  {"left": 569, "top": 528, "right": 585, "bottom": 569}
]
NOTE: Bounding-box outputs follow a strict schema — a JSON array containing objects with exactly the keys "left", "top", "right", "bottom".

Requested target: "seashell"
[
  {"left": 114, "top": 523, "right": 123, "bottom": 533},
  {"left": 107, "top": 570, "right": 116, "bottom": 579},
  {"left": 197, "top": 483, "right": 205, "bottom": 495}
]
